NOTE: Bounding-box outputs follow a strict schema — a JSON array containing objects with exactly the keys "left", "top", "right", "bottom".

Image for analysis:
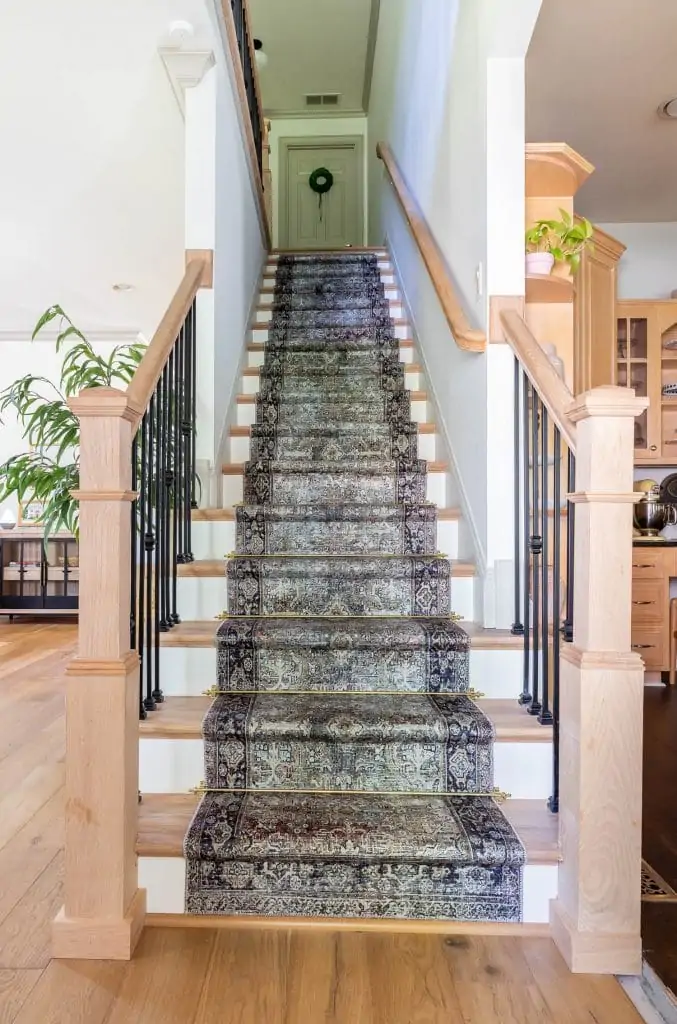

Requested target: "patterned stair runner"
[{"left": 184, "top": 252, "right": 525, "bottom": 921}]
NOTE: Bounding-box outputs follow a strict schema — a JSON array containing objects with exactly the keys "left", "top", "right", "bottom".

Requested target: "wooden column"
[
  {"left": 52, "top": 387, "right": 146, "bottom": 960},
  {"left": 551, "top": 385, "right": 648, "bottom": 974}
]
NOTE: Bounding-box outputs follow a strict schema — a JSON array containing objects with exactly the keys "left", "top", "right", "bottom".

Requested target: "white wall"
[
  {"left": 0, "top": 0, "right": 209, "bottom": 340},
  {"left": 599, "top": 223, "right": 677, "bottom": 300},
  {"left": 367, "top": 0, "right": 541, "bottom": 619},
  {"left": 267, "top": 116, "right": 368, "bottom": 247}
]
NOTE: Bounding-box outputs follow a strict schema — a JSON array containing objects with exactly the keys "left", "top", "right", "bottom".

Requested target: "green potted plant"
[
  {"left": 526, "top": 209, "right": 594, "bottom": 277},
  {"left": 0, "top": 306, "right": 145, "bottom": 540}
]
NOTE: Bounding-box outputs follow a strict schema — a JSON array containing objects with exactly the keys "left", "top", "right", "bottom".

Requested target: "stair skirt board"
[
  {"left": 138, "top": 858, "right": 557, "bottom": 925},
  {"left": 158, "top": 647, "right": 525, "bottom": 701},
  {"left": 138, "top": 737, "right": 552, "bottom": 800},
  {"left": 166, "top": 252, "right": 533, "bottom": 924}
]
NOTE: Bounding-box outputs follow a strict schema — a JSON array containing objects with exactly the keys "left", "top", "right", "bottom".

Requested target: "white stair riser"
[
  {"left": 246, "top": 341, "right": 414, "bottom": 368},
  {"left": 138, "top": 736, "right": 553, "bottom": 800},
  {"left": 222, "top": 466, "right": 446, "bottom": 505},
  {"left": 192, "top": 517, "right": 459, "bottom": 562},
  {"left": 259, "top": 286, "right": 401, "bottom": 306},
  {"left": 138, "top": 857, "right": 557, "bottom": 923},
  {"left": 236, "top": 396, "right": 429, "bottom": 426},
  {"left": 229, "top": 430, "right": 436, "bottom": 463},
  {"left": 262, "top": 272, "right": 396, "bottom": 289},
  {"left": 159, "top": 647, "right": 525, "bottom": 700},
  {"left": 255, "top": 303, "right": 404, "bottom": 324},
  {"left": 176, "top": 564, "right": 470, "bottom": 623},
  {"left": 240, "top": 368, "right": 422, "bottom": 395},
  {"left": 192, "top": 521, "right": 235, "bottom": 561},
  {"left": 251, "top": 322, "right": 410, "bottom": 344}
]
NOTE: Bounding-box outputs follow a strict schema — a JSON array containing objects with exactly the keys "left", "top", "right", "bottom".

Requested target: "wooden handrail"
[
  {"left": 500, "top": 309, "right": 577, "bottom": 452},
  {"left": 126, "top": 260, "right": 205, "bottom": 428},
  {"left": 221, "top": 0, "right": 271, "bottom": 250},
  {"left": 376, "top": 142, "right": 486, "bottom": 353},
  {"left": 242, "top": 0, "right": 265, "bottom": 138}
]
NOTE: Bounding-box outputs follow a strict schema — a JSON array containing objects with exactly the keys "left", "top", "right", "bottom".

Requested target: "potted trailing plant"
[
  {"left": 526, "top": 209, "right": 594, "bottom": 276},
  {"left": 0, "top": 306, "right": 145, "bottom": 540}
]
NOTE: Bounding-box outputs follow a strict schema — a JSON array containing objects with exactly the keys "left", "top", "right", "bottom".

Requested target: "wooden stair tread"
[
  {"left": 236, "top": 390, "right": 427, "bottom": 403},
  {"left": 139, "top": 696, "right": 552, "bottom": 743},
  {"left": 252, "top": 318, "right": 409, "bottom": 331},
  {"left": 137, "top": 792, "right": 558, "bottom": 864},
  {"left": 192, "top": 506, "right": 461, "bottom": 522},
  {"left": 270, "top": 247, "right": 389, "bottom": 255},
  {"left": 178, "top": 557, "right": 474, "bottom": 577},
  {"left": 160, "top": 618, "right": 517, "bottom": 650}
]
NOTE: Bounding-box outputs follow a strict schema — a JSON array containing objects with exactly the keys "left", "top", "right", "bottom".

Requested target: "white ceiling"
[
  {"left": 527, "top": 0, "right": 677, "bottom": 222},
  {"left": 248, "top": 0, "right": 374, "bottom": 116}
]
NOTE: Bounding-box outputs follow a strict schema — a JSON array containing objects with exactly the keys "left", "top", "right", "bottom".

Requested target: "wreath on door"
[{"left": 309, "top": 166, "right": 334, "bottom": 221}]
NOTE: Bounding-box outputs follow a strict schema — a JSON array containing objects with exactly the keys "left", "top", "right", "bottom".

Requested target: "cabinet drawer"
[
  {"left": 631, "top": 579, "right": 667, "bottom": 624},
  {"left": 632, "top": 550, "right": 669, "bottom": 578},
  {"left": 631, "top": 627, "right": 667, "bottom": 671}
]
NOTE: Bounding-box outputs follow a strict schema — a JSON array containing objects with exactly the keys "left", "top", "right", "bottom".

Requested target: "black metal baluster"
[
  {"left": 144, "top": 395, "right": 156, "bottom": 713},
  {"left": 519, "top": 373, "right": 532, "bottom": 706},
  {"left": 176, "top": 326, "right": 187, "bottom": 564},
  {"left": 528, "top": 394, "right": 542, "bottom": 716},
  {"left": 548, "top": 428, "right": 562, "bottom": 812},
  {"left": 160, "top": 361, "right": 172, "bottom": 631},
  {"left": 168, "top": 347, "right": 181, "bottom": 624},
  {"left": 152, "top": 380, "right": 164, "bottom": 706},
  {"left": 539, "top": 407, "right": 553, "bottom": 726},
  {"left": 137, "top": 418, "right": 147, "bottom": 719},
  {"left": 564, "top": 450, "right": 576, "bottom": 642},
  {"left": 512, "top": 357, "right": 524, "bottom": 636},
  {"left": 190, "top": 300, "right": 198, "bottom": 512},
  {"left": 130, "top": 433, "right": 138, "bottom": 662},
  {"left": 182, "top": 307, "right": 194, "bottom": 562}
]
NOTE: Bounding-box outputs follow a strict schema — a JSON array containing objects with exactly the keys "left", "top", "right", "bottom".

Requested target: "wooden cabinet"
[
  {"left": 574, "top": 225, "right": 626, "bottom": 394},
  {"left": 631, "top": 546, "right": 676, "bottom": 673},
  {"left": 0, "top": 531, "right": 78, "bottom": 615},
  {"left": 616, "top": 301, "right": 677, "bottom": 464}
]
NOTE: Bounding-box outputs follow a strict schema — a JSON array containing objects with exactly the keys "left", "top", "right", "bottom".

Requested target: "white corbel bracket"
[{"left": 158, "top": 49, "right": 215, "bottom": 118}]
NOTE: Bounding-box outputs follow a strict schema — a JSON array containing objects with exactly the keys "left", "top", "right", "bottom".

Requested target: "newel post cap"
[
  {"left": 68, "top": 387, "right": 143, "bottom": 423},
  {"left": 567, "top": 385, "right": 649, "bottom": 423}
]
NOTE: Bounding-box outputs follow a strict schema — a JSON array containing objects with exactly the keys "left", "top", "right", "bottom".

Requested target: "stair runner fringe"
[{"left": 184, "top": 252, "right": 525, "bottom": 921}]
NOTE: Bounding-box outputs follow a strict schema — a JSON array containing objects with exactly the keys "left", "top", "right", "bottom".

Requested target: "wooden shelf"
[{"left": 525, "top": 273, "right": 573, "bottom": 304}]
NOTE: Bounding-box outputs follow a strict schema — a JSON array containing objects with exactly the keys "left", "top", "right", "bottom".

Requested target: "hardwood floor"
[
  {"left": 0, "top": 618, "right": 643, "bottom": 1023},
  {"left": 642, "top": 683, "right": 677, "bottom": 999}
]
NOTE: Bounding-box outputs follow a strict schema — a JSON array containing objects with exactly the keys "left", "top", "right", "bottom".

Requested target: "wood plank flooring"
[{"left": 0, "top": 618, "right": 643, "bottom": 1023}]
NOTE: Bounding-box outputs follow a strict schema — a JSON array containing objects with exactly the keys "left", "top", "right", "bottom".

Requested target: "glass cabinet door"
[{"left": 617, "top": 316, "right": 649, "bottom": 453}]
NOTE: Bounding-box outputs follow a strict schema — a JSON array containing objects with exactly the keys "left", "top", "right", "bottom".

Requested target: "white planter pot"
[{"left": 526, "top": 252, "right": 555, "bottom": 276}]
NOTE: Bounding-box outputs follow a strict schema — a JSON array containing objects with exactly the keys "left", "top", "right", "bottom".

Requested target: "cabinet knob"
[
  {"left": 650, "top": 445, "right": 658, "bottom": 451},
  {"left": 632, "top": 643, "right": 654, "bottom": 649}
]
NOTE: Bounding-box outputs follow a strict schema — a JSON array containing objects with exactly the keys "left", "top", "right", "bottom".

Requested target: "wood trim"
[
  {"left": 220, "top": 0, "right": 271, "bottom": 250},
  {"left": 144, "top": 913, "right": 549, "bottom": 937},
  {"left": 525, "top": 143, "right": 594, "bottom": 198},
  {"left": 185, "top": 249, "right": 213, "bottom": 288},
  {"left": 241, "top": 0, "right": 265, "bottom": 137},
  {"left": 375, "top": 143, "right": 486, "bottom": 353},
  {"left": 126, "top": 261, "right": 205, "bottom": 428},
  {"left": 499, "top": 309, "right": 577, "bottom": 452}
]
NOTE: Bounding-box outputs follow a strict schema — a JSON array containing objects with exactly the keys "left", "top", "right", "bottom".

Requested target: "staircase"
[{"left": 138, "top": 249, "right": 559, "bottom": 926}]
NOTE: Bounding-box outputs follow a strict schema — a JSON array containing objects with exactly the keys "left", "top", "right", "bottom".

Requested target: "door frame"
[{"left": 278, "top": 135, "right": 365, "bottom": 250}]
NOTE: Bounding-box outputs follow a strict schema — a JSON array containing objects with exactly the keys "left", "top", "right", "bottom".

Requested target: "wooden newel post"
[
  {"left": 52, "top": 387, "right": 146, "bottom": 960},
  {"left": 551, "top": 385, "right": 648, "bottom": 974}
]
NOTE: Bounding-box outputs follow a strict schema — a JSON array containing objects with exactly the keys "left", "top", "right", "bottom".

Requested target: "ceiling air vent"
[{"left": 305, "top": 93, "right": 341, "bottom": 108}]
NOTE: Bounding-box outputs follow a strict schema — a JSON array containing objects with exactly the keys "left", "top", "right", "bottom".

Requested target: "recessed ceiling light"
[
  {"left": 658, "top": 98, "right": 677, "bottom": 119},
  {"left": 112, "top": 283, "right": 134, "bottom": 291}
]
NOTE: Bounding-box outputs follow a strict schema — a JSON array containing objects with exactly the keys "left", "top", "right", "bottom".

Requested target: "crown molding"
[
  {"left": 0, "top": 328, "right": 146, "bottom": 345},
  {"left": 263, "top": 108, "right": 366, "bottom": 120},
  {"left": 158, "top": 48, "right": 215, "bottom": 118}
]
